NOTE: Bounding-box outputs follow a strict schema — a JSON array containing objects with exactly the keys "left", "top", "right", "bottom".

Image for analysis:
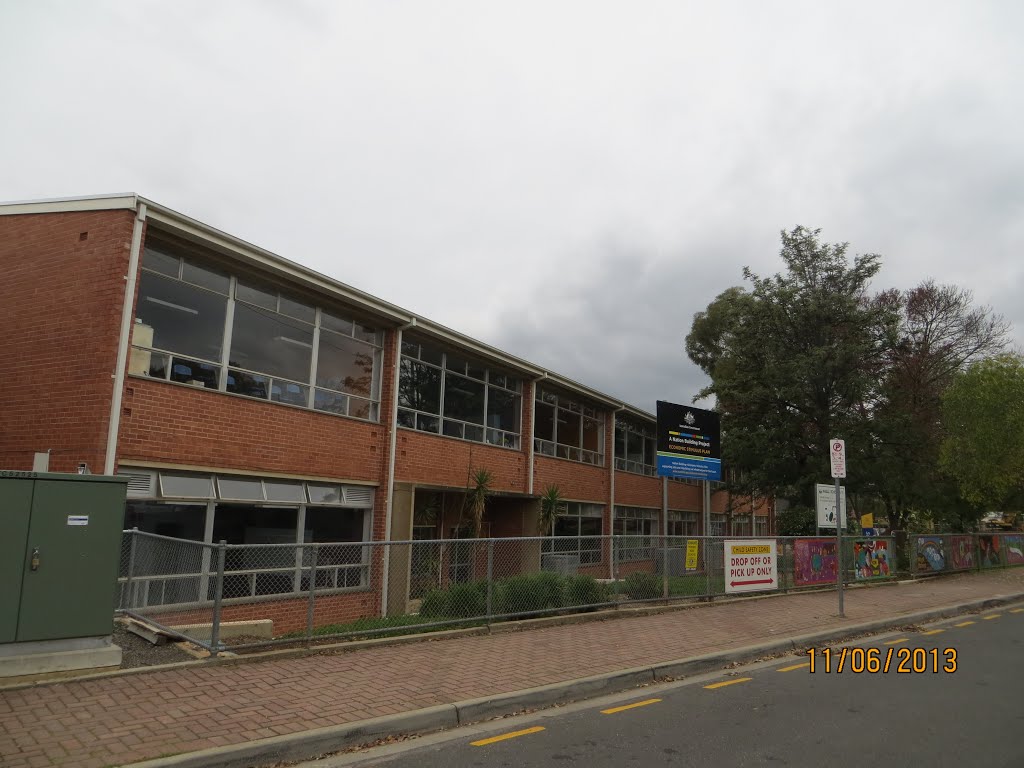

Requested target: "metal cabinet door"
[
  {"left": 0, "top": 478, "right": 34, "bottom": 643},
  {"left": 17, "top": 479, "right": 126, "bottom": 642}
]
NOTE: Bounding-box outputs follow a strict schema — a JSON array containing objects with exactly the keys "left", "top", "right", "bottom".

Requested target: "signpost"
[
  {"left": 724, "top": 539, "right": 778, "bottom": 594},
  {"left": 830, "top": 438, "right": 846, "bottom": 618}
]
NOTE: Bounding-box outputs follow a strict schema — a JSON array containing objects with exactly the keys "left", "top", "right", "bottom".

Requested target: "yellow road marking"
[
  {"left": 601, "top": 698, "right": 662, "bottom": 715},
  {"left": 955, "top": 621, "right": 975, "bottom": 627},
  {"left": 777, "top": 662, "right": 810, "bottom": 672},
  {"left": 983, "top": 614, "right": 1001, "bottom": 620},
  {"left": 1009, "top": 608, "right": 1024, "bottom": 613},
  {"left": 883, "top": 638, "right": 908, "bottom": 645},
  {"left": 471, "top": 727, "right": 545, "bottom": 746},
  {"left": 704, "top": 677, "right": 753, "bottom": 690},
  {"left": 921, "top": 629, "right": 945, "bottom": 636}
]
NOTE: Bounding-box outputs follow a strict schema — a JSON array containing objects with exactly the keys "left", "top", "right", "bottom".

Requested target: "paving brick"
[{"left": 1, "top": 569, "right": 1022, "bottom": 768}]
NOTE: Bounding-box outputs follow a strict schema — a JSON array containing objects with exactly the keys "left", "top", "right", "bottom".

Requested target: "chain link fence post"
[
  {"left": 486, "top": 539, "right": 494, "bottom": 622},
  {"left": 306, "top": 543, "right": 319, "bottom": 643},
  {"left": 209, "top": 540, "right": 227, "bottom": 657},
  {"left": 124, "top": 527, "right": 139, "bottom": 610}
]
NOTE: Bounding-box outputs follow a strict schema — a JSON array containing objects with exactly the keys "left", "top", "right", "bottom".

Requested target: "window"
[
  {"left": 754, "top": 516, "right": 769, "bottom": 536},
  {"left": 615, "top": 418, "right": 657, "bottom": 476},
  {"left": 398, "top": 337, "right": 522, "bottom": 448},
  {"left": 129, "top": 239, "right": 383, "bottom": 421},
  {"left": 614, "top": 507, "right": 658, "bottom": 561},
  {"left": 118, "top": 469, "right": 375, "bottom": 604},
  {"left": 543, "top": 502, "right": 603, "bottom": 565},
  {"left": 732, "top": 515, "right": 752, "bottom": 537},
  {"left": 710, "top": 513, "right": 726, "bottom": 538},
  {"left": 130, "top": 259, "right": 229, "bottom": 390},
  {"left": 534, "top": 387, "right": 604, "bottom": 465},
  {"left": 668, "top": 510, "right": 699, "bottom": 538}
]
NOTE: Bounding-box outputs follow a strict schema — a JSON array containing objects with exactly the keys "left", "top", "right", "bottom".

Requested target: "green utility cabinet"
[{"left": 0, "top": 472, "right": 127, "bottom": 644}]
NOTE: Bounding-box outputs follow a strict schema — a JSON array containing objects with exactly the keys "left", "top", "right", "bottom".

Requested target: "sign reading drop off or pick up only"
[{"left": 724, "top": 539, "right": 778, "bottom": 594}]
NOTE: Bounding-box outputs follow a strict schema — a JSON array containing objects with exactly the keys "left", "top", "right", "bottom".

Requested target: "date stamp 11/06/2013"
[{"left": 806, "top": 646, "right": 957, "bottom": 674}]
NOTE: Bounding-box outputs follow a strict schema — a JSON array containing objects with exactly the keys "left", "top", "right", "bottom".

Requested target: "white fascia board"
[
  {"left": 0, "top": 193, "right": 138, "bottom": 216},
  {"left": 141, "top": 199, "right": 413, "bottom": 325}
]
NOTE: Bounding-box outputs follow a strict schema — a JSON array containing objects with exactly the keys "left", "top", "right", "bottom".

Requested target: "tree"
[
  {"left": 864, "top": 282, "right": 1009, "bottom": 530},
  {"left": 466, "top": 468, "right": 494, "bottom": 538},
  {"left": 537, "top": 484, "right": 563, "bottom": 536},
  {"left": 940, "top": 353, "right": 1024, "bottom": 509},
  {"left": 686, "top": 226, "right": 894, "bottom": 509}
]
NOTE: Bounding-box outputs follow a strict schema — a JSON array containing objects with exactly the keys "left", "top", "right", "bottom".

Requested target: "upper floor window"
[
  {"left": 533, "top": 387, "right": 604, "bottom": 465},
  {"left": 129, "top": 241, "right": 383, "bottom": 421},
  {"left": 397, "top": 337, "right": 522, "bottom": 448},
  {"left": 615, "top": 418, "right": 657, "bottom": 476}
]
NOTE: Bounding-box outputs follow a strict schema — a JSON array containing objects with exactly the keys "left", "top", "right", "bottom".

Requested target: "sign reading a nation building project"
[{"left": 655, "top": 401, "right": 722, "bottom": 481}]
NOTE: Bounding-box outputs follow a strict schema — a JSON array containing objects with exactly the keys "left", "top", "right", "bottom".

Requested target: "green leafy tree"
[
  {"left": 686, "top": 226, "right": 894, "bottom": 509},
  {"left": 940, "top": 353, "right": 1024, "bottom": 509}
]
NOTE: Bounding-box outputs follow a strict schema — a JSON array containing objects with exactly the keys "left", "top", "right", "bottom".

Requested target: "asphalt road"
[{"left": 314, "top": 606, "right": 1024, "bottom": 768}]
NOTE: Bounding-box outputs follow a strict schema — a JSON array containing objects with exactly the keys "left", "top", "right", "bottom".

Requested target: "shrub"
[
  {"left": 622, "top": 572, "right": 661, "bottom": 600},
  {"left": 563, "top": 575, "right": 609, "bottom": 607},
  {"left": 497, "top": 574, "right": 558, "bottom": 615},
  {"left": 419, "top": 580, "right": 488, "bottom": 619}
]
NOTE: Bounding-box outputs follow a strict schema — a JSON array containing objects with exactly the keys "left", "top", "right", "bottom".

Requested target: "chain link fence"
[{"left": 116, "top": 529, "right": 1022, "bottom": 655}]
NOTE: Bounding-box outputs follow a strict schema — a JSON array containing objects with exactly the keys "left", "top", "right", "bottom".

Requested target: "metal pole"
[
  {"left": 306, "top": 543, "right": 319, "bottom": 642},
  {"left": 124, "top": 527, "right": 138, "bottom": 610},
  {"left": 662, "top": 478, "right": 669, "bottom": 599},
  {"left": 486, "top": 539, "right": 494, "bottom": 622},
  {"left": 835, "top": 479, "right": 845, "bottom": 617},
  {"left": 210, "top": 540, "right": 227, "bottom": 656}
]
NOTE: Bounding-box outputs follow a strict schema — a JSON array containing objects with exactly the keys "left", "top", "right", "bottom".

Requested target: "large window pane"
[
  {"left": 487, "top": 387, "right": 517, "bottom": 432},
  {"left": 229, "top": 302, "right": 313, "bottom": 382},
  {"left": 582, "top": 417, "right": 601, "bottom": 452},
  {"left": 399, "top": 359, "right": 441, "bottom": 413},
  {"left": 123, "top": 501, "right": 205, "bottom": 540},
  {"left": 317, "top": 332, "right": 376, "bottom": 398},
  {"left": 443, "top": 374, "right": 485, "bottom": 425},
  {"left": 136, "top": 272, "right": 227, "bottom": 362},
  {"left": 142, "top": 247, "right": 180, "bottom": 277},
  {"left": 558, "top": 409, "right": 581, "bottom": 448},
  {"left": 534, "top": 401, "right": 555, "bottom": 441},
  {"left": 181, "top": 260, "right": 229, "bottom": 294},
  {"left": 305, "top": 508, "right": 365, "bottom": 542}
]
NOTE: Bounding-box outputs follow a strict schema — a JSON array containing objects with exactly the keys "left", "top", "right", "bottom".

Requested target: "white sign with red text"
[
  {"left": 830, "top": 438, "right": 847, "bottom": 479},
  {"left": 725, "top": 539, "right": 778, "bottom": 594}
]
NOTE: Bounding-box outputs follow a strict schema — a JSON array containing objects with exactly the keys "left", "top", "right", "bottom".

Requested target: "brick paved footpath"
[{"left": 3, "top": 569, "right": 1024, "bottom": 768}]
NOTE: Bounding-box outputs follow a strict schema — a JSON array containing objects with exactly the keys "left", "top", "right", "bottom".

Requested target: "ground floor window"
[
  {"left": 119, "top": 469, "right": 374, "bottom": 607},
  {"left": 544, "top": 502, "right": 604, "bottom": 565},
  {"left": 667, "top": 510, "right": 699, "bottom": 541},
  {"left": 731, "top": 515, "right": 752, "bottom": 537},
  {"left": 614, "top": 506, "right": 658, "bottom": 561},
  {"left": 754, "top": 516, "right": 769, "bottom": 536},
  {"left": 710, "top": 513, "right": 726, "bottom": 538}
]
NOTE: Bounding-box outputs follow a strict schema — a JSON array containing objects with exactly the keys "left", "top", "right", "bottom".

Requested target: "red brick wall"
[
  {"left": 614, "top": 470, "right": 662, "bottom": 508},
  {"left": 667, "top": 480, "right": 702, "bottom": 511},
  {"left": 394, "top": 429, "right": 527, "bottom": 492},
  {"left": 151, "top": 589, "right": 379, "bottom": 636},
  {"left": 533, "top": 455, "right": 608, "bottom": 503},
  {"left": 0, "top": 210, "right": 135, "bottom": 472}
]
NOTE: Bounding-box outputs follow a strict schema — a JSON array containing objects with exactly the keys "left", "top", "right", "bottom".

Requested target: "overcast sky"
[{"left": 3, "top": 1, "right": 1022, "bottom": 413}]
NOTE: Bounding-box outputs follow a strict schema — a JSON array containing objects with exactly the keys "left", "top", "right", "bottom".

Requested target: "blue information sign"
[{"left": 656, "top": 401, "right": 722, "bottom": 481}]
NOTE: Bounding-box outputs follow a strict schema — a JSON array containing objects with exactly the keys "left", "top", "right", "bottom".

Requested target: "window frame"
[
  {"left": 129, "top": 241, "right": 384, "bottom": 422},
  {"left": 397, "top": 337, "right": 523, "bottom": 449},
  {"left": 533, "top": 387, "right": 605, "bottom": 466},
  {"left": 543, "top": 502, "right": 604, "bottom": 565}
]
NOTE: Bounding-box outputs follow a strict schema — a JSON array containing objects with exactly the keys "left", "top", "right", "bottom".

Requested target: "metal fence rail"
[{"left": 115, "top": 530, "right": 1023, "bottom": 655}]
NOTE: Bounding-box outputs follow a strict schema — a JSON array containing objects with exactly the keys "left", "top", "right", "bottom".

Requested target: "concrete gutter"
[{"left": 121, "top": 591, "right": 1024, "bottom": 768}]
